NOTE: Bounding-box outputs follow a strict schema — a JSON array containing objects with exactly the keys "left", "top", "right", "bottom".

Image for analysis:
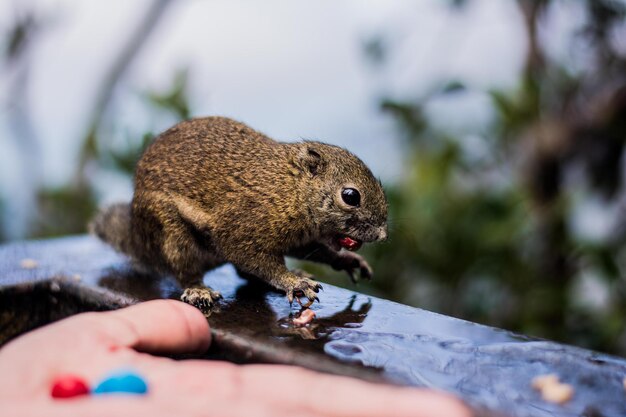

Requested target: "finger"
[
  {"left": 238, "top": 365, "right": 471, "bottom": 417},
  {"left": 166, "top": 361, "right": 470, "bottom": 417},
  {"left": 139, "top": 360, "right": 326, "bottom": 417},
  {"left": 81, "top": 300, "right": 211, "bottom": 354},
  {"left": 5, "top": 399, "right": 167, "bottom": 417},
  {"left": 5, "top": 397, "right": 320, "bottom": 417}
]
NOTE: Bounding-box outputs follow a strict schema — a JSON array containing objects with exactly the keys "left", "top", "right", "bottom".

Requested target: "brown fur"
[{"left": 91, "top": 116, "right": 388, "bottom": 310}]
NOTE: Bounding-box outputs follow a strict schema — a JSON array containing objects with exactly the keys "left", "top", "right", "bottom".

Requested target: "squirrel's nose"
[{"left": 377, "top": 226, "right": 388, "bottom": 242}]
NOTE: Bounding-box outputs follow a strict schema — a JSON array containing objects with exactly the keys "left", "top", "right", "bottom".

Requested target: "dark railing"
[{"left": 1, "top": 236, "right": 625, "bottom": 417}]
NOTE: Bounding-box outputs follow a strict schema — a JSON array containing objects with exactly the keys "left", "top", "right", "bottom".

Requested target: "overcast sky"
[{"left": 0, "top": 0, "right": 530, "bottom": 237}]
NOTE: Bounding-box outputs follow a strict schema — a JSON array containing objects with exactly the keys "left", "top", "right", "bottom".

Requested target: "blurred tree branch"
[
  {"left": 76, "top": 0, "right": 175, "bottom": 187},
  {"left": 349, "top": 0, "right": 626, "bottom": 354},
  {"left": 2, "top": 7, "right": 42, "bottom": 238},
  {"left": 35, "top": 0, "right": 175, "bottom": 237}
]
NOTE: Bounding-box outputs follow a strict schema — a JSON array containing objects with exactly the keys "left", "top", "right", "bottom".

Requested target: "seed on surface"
[
  {"left": 19, "top": 258, "right": 38, "bottom": 269},
  {"left": 541, "top": 382, "right": 574, "bottom": 404},
  {"left": 531, "top": 374, "right": 559, "bottom": 390},
  {"left": 531, "top": 374, "right": 574, "bottom": 404}
]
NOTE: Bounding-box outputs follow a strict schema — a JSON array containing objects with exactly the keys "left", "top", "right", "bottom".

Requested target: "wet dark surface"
[{"left": 2, "top": 235, "right": 626, "bottom": 417}]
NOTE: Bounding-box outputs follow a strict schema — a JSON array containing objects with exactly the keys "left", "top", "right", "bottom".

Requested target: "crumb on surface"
[
  {"left": 19, "top": 258, "right": 38, "bottom": 269},
  {"left": 531, "top": 374, "right": 574, "bottom": 404},
  {"left": 531, "top": 374, "right": 559, "bottom": 390}
]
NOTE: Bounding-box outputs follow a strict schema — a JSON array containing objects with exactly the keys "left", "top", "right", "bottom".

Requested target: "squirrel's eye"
[{"left": 341, "top": 188, "right": 361, "bottom": 207}]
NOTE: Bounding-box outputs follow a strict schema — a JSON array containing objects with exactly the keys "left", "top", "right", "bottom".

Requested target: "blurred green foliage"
[
  {"left": 320, "top": 0, "right": 626, "bottom": 355},
  {"left": 35, "top": 187, "right": 98, "bottom": 237},
  {"left": 31, "top": 68, "right": 192, "bottom": 238}
]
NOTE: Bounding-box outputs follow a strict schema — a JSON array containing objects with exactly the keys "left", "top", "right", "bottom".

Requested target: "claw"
[
  {"left": 347, "top": 269, "right": 358, "bottom": 285},
  {"left": 300, "top": 298, "right": 314, "bottom": 308},
  {"left": 360, "top": 266, "right": 373, "bottom": 281},
  {"left": 181, "top": 287, "right": 221, "bottom": 312},
  {"left": 314, "top": 296, "right": 320, "bottom": 303}
]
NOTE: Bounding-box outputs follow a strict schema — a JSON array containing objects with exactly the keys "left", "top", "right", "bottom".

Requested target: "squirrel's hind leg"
[
  {"left": 135, "top": 191, "right": 224, "bottom": 311},
  {"left": 171, "top": 254, "right": 225, "bottom": 312}
]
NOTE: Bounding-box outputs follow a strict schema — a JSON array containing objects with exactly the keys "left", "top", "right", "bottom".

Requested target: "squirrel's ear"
[{"left": 299, "top": 146, "right": 325, "bottom": 177}]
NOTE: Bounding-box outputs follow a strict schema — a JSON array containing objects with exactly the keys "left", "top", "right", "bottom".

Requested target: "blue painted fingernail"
[{"left": 92, "top": 369, "right": 148, "bottom": 395}]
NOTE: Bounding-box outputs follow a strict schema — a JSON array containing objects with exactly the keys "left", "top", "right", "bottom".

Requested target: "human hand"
[{"left": 0, "top": 300, "right": 471, "bottom": 417}]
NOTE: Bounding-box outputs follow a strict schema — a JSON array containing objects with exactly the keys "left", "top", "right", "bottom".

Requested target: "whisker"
[{"left": 301, "top": 247, "right": 322, "bottom": 261}]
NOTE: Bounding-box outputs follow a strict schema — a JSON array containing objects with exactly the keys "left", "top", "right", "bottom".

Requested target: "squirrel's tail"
[{"left": 89, "top": 203, "right": 134, "bottom": 255}]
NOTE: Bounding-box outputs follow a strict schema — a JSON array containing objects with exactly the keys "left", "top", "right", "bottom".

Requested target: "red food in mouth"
[{"left": 337, "top": 235, "right": 362, "bottom": 251}]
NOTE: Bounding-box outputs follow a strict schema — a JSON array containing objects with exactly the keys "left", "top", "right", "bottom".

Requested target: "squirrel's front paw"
[
  {"left": 332, "top": 252, "right": 373, "bottom": 283},
  {"left": 285, "top": 270, "right": 322, "bottom": 307},
  {"left": 181, "top": 286, "right": 222, "bottom": 311}
]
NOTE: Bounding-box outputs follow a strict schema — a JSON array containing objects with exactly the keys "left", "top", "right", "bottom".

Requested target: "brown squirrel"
[{"left": 91, "top": 117, "right": 388, "bottom": 310}]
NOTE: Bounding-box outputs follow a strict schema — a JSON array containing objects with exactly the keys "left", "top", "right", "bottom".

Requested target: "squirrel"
[{"left": 91, "top": 116, "right": 388, "bottom": 310}]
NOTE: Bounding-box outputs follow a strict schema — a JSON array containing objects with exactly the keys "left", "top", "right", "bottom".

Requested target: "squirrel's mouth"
[{"left": 336, "top": 235, "right": 362, "bottom": 251}]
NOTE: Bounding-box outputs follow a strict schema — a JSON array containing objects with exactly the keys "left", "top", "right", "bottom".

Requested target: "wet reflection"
[
  {"left": 96, "top": 261, "right": 375, "bottom": 353},
  {"left": 208, "top": 280, "right": 277, "bottom": 334},
  {"left": 98, "top": 265, "right": 180, "bottom": 301},
  {"left": 208, "top": 281, "right": 372, "bottom": 356},
  {"left": 276, "top": 295, "right": 372, "bottom": 351}
]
